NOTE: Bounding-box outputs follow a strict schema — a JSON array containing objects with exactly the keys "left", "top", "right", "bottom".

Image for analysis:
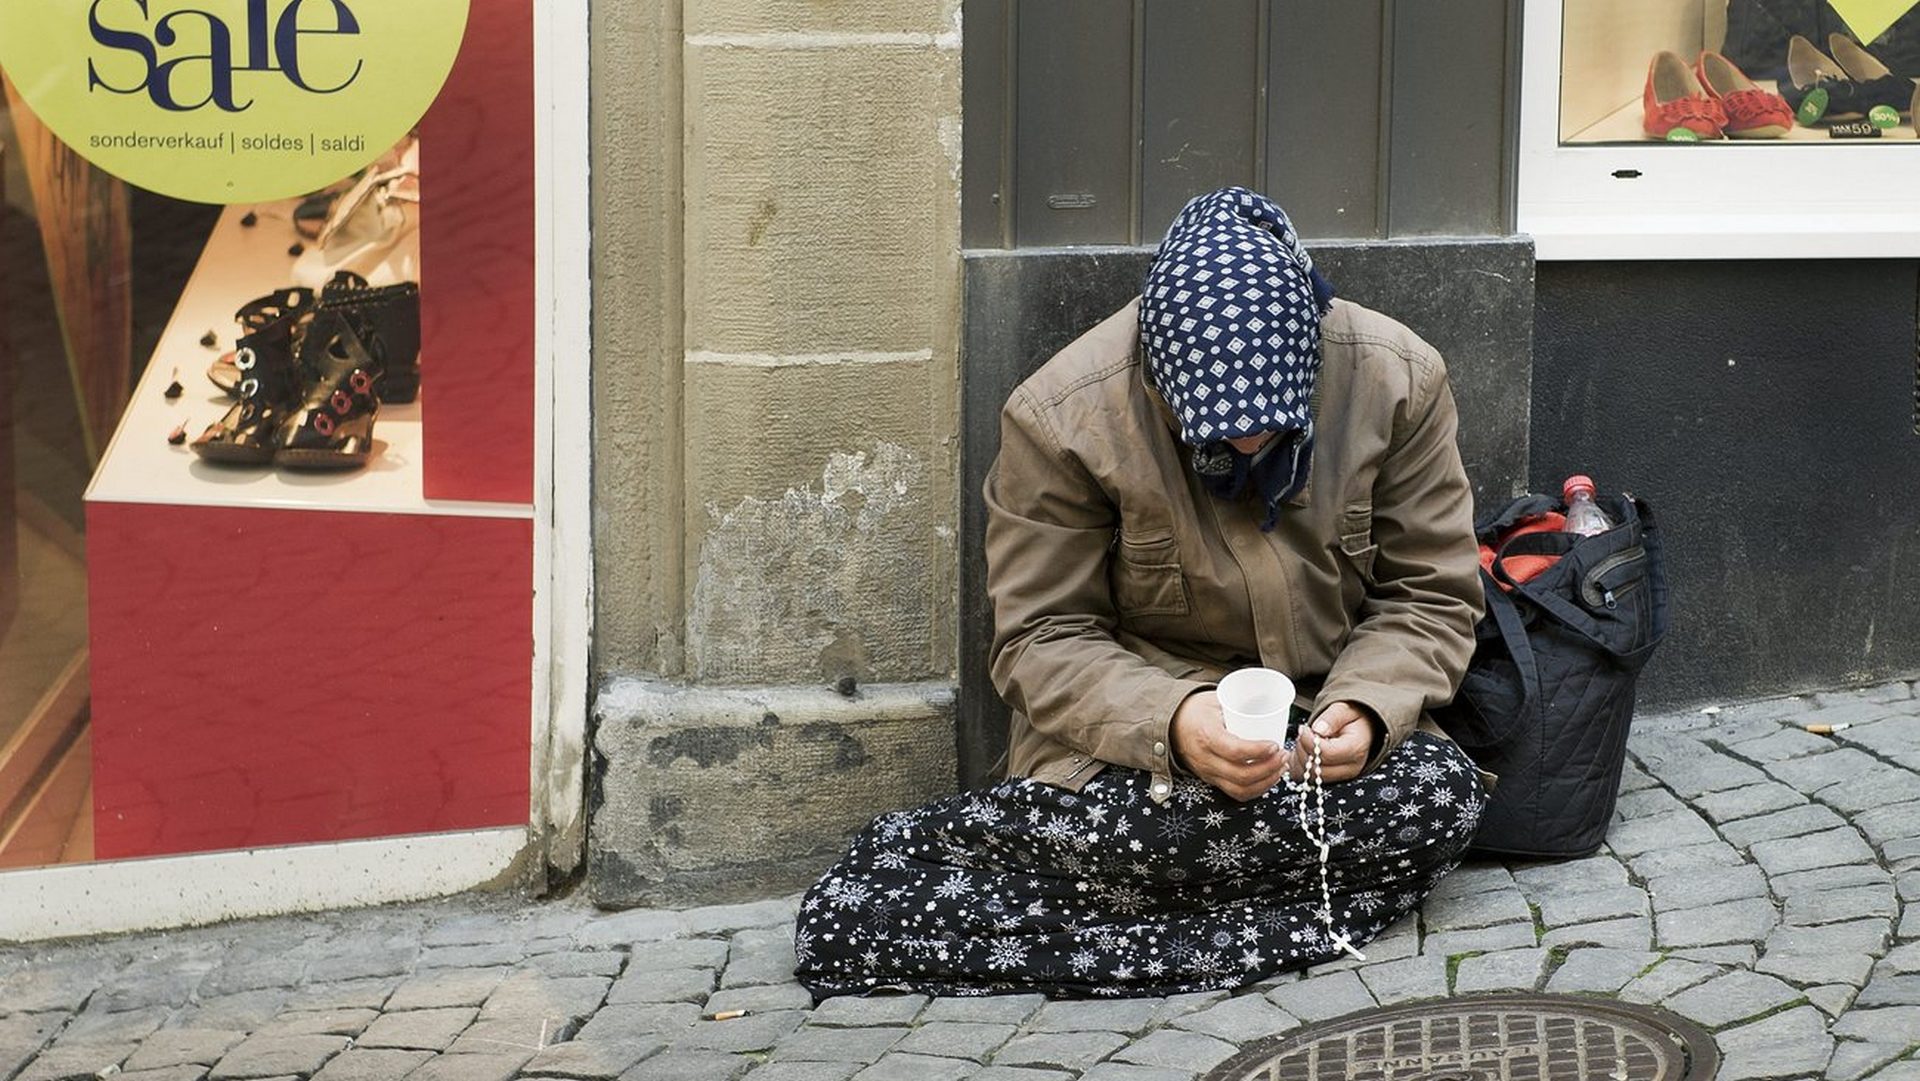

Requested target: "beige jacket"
[{"left": 983, "top": 297, "right": 1485, "bottom": 804}]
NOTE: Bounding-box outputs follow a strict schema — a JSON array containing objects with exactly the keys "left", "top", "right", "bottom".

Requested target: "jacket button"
[
  {"left": 1153, "top": 741, "right": 1166, "bottom": 756},
  {"left": 1152, "top": 783, "right": 1169, "bottom": 796}
]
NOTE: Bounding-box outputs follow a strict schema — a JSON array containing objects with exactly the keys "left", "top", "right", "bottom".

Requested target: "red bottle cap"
[{"left": 1563, "top": 474, "right": 1596, "bottom": 499}]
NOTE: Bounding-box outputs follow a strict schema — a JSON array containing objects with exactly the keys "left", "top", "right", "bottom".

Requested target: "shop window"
[{"left": 1519, "top": 0, "right": 1920, "bottom": 257}]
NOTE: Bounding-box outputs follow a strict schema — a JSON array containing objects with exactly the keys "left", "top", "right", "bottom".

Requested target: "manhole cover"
[{"left": 1204, "top": 993, "right": 1717, "bottom": 1081}]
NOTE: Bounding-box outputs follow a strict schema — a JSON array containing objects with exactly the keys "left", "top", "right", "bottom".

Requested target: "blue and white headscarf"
[{"left": 1140, "top": 187, "right": 1334, "bottom": 530}]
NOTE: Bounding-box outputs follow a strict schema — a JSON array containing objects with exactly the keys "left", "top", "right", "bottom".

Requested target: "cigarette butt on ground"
[
  {"left": 706, "top": 1009, "right": 750, "bottom": 1021},
  {"left": 1803, "top": 723, "right": 1852, "bottom": 735}
]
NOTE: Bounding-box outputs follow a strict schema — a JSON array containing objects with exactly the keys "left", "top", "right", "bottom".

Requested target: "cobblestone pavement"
[{"left": 5, "top": 683, "right": 1920, "bottom": 1081}]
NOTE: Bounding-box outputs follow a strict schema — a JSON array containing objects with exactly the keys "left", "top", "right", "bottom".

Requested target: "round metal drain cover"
[{"left": 1205, "top": 993, "right": 1717, "bottom": 1081}]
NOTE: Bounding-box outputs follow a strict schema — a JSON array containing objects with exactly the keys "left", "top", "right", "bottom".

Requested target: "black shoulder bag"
[{"left": 1434, "top": 493, "right": 1670, "bottom": 860}]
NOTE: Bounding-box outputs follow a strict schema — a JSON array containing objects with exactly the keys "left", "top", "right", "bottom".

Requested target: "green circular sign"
[{"left": 0, "top": 0, "right": 469, "bottom": 204}]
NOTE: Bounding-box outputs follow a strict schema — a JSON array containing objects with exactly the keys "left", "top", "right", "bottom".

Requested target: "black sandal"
[
  {"left": 312, "top": 271, "right": 421, "bottom": 403},
  {"left": 274, "top": 312, "right": 388, "bottom": 470},
  {"left": 206, "top": 286, "right": 315, "bottom": 398},
  {"left": 190, "top": 317, "right": 310, "bottom": 465}
]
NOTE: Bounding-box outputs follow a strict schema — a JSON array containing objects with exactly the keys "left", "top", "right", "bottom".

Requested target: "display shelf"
[
  {"left": 84, "top": 201, "right": 528, "bottom": 519},
  {"left": 1566, "top": 78, "right": 1920, "bottom": 143}
]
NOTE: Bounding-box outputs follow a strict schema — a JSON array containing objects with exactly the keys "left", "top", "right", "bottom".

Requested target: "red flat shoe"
[
  {"left": 1696, "top": 51, "right": 1794, "bottom": 138},
  {"left": 1643, "top": 50, "right": 1726, "bottom": 141}
]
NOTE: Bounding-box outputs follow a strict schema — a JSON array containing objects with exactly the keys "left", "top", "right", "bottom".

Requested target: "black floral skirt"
[{"left": 795, "top": 732, "right": 1486, "bottom": 999}]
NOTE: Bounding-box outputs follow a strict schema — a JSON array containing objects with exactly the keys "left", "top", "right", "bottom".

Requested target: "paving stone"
[
  {"left": 1784, "top": 884, "right": 1898, "bottom": 926},
  {"left": 1799, "top": 696, "right": 1902, "bottom": 726},
  {"left": 1171, "top": 993, "right": 1299, "bottom": 1041},
  {"left": 1749, "top": 827, "right": 1879, "bottom": 876},
  {"left": 444, "top": 1016, "right": 574, "bottom": 1056},
  {"left": 1423, "top": 921, "right": 1538, "bottom": 956},
  {"left": 1661, "top": 970, "right": 1805, "bottom": 1028},
  {"left": 104, "top": 1068, "right": 211, "bottom": 1081},
  {"left": 1824, "top": 768, "right": 1920, "bottom": 816},
  {"left": 1077, "top": 1066, "right": 1190, "bottom": 1081},
  {"left": 1824, "top": 1040, "right": 1910, "bottom": 1081},
  {"left": 846, "top": 1053, "right": 977, "bottom": 1081},
  {"left": 1643, "top": 864, "right": 1769, "bottom": 913},
  {"left": 1111, "top": 1028, "right": 1236, "bottom": 1073},
  {"left": 1832, "top": 1005, "right": 1920, "bottom": 1042},
  {"left": 0, "top": 1015, "right": 65, "bottom": 1081},
  {"left": 1533, "top": 887, "right": 1647, "bottom": 929},
  {"left": 1613, "top": 785, "right": 1687, "bottom": 820},
  {"left": 1854, "top": 975, "right": 1920, "bottom": 1006},
  {"left": 1357, "top": 954, "right": 1448, "bottom": 1005},
  {"left": 630, "top": 939, "right": 732, "bottom": 971},
  {"left": 1653, "top": 899, "right": 1778, "bottom": 949},
  {"left": 165, "top": 991, "right": 292, "bottom": 1033},
  {"left": 618, "top": 1049, "right": 751, "bottom": 1081},
  {"left": 404, "top": 1052, "right": 533, "bottom": 1081},
  {"left": 917, "top": 994, "right": 1046, "bottom": 1025},
  {"left": 1616, "top": 958, "right": 1721, "bottom": 1005},
  {"left": 55, "top": 1004, "right": 170, "bottom": 1046},
  {"left": 1616, "top": 760, "right": 1659, "bottom": 790},
  {"left": 743, "top": 1064, "right": 862, "bottom": 1081},
  {"left": 1421, "top": 887, "right": 1533, "bottom": 932},
  {"left": 354, "top": 1007, "right": 475, "bottom": 1051},
  {"left": 14, "top": 1041, "right": 137, "bottom": 1081},
  {"left": 1805, "top": 983, "right": 1857, "bottom": 1016},
  {"left": 1453, "top": 948, "right": 1551, "bottom": 993},
  {"left": 1757, "top": 919, "right": 1891, "bottom": 987},
  {"left": 1691, "top": 782, "right": 1806, "bottom": 824},
  {"left": 1719, "top": 802, "right": 1848, "bottom": 849},
  {"left": 682, "top": 899, "right": 799, "bottom": 936},
  {"left": 1539, "top": 917, "right": 1653, "bottom": 951},
  {"left": 968, "top": 1069, "right": 1073, "bottom": 1081},
  {"left": 1605, "top": 808, "right": 1718, "bottom": 857},
  {"left": 1026, "top": 999, "right": 1161, "bottom": 1034},
  {"left": 304, "top": 947, "right": 413, "bottom": 985},
  {"left": 1543, "top": 948, "right": 1658, "bottom": 994},
  {"left": 1727, "top": 728, "right": 1836, "bottom": 763},
  {"left": 771, "top": 1025, "right": 908, "bottom": 1065},
  {"left": 1422, "top": 863, "right": 1517, "bottom": 902},
  {"left": 1267, "top": 970, "right": 1374, "bottom": 1022},
  {"left": 206, "top": 1034, "right": 350, "bottom": 1079},
  {"left": 1883, "top": 941, "right": 1920, "bottom": 975},
  {"left": 522, "top": 950, "right": 626, "bottom": 978},
  {"left": 1148, "top": 990, "right": 1229, "bottom": 1028},
  {"left": 703, "top": 985, "right": 816, "bottom": 1016},
  {"left": 1769, "top": 862, "right": 1890, "bottom": 896},
  {"left": 307, "top": 1048, "right": 432, "bottom": 1081},
  {"left": 1624, "top": 841, "right": 1744, "bottom": 880},
  {"left": 419, "top": 943, "right": 526, "bottom": 970},
  {"left": 1670, "top": 944, "right": 1758, "bottom": 967},
  {"left": 124, "top": 1029, "right": 249, "bottom": 1071},
  {"left": 1713, "top": 1006, "right": 1832, "bottom": 1081},
  {"left": 572, "top": 1003, "right": 701, "bottom": 1042},
  {"left": 805, "top": 994, "right": 928, "bottom": 1028},
  {"left": 518, "top": 1034, "right": 665, "bottom": 1077},
  {"left": 384, "top": 967, "right": 509, "bottom": 1011},
  {"left": 199, "top": 960, "right": 306, "bottom": 998},
  {"left": 891, "top": 1021, "right": 1017, "bottom": 1061},
  {"left": 721, "top": 929, "right": 799, "bottom": 990},
  {"left": 253, "top": 1009, "right": 379, "bottom": 1038},
  {"left": 1854, "top": 800, "right": 1920, "bottom": 848},
  {"left": 990, "top": 1031, "right": 1128, "bottom": 1073},
  {"left": 605, "top": 966, "right": 716, "bottom": 1005},
  {"left": 572, "top": 910, "right": 691, "bottom": 950},
  {"left": 674, "top": 1010, "right": 810, "bottom": 1054},
  {"left": 421, "top": 913, "right": 518, "bottom": 948},
  {"left": 478, "top": 973, "right": 611, "bottom": 1024},
  {"left": 1766, "top": 748, "right": 1882, "bottom": 793},
  {"left": 1901, "top": 907, "right": 1919, "bottom": 940},
  {"left": 1509, "top": 856, "right": 1629, "bottom": 897},
  {"left": 281, "top": 980, "right": 396, "bottom": 1012}
]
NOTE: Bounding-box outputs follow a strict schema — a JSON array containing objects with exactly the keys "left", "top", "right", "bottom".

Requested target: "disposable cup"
[{"left": 1216, "top": 667, "right": 1295, "bottom": 745}]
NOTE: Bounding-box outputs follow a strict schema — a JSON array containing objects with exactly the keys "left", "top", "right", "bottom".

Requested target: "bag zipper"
[{"left": 1582, "top": 546, "right": 1647, "bottom": 609}]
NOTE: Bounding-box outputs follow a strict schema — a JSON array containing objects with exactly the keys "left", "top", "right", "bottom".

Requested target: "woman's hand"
[
  {"left": 1170, "top": 691, "right": 1289, "bottom": 801},
  {"left": 1290, "top": 701, "right": 1378, "bottom": 784}
]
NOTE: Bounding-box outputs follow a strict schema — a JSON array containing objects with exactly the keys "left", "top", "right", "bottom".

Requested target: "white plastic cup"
[{"left": 1216, "top": 667, "right": 1296, "bottom": 745}]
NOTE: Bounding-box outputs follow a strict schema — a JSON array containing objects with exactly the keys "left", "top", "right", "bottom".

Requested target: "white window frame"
[
  {"left": 1517, "top": 0, "right": 1920, "bottom": 260},
  {"left": 0, "top": 0, "right": 592, "bottom": 941}
]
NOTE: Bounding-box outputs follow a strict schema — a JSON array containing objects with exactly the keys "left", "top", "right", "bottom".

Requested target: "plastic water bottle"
[{"left": 1563, "top": 475, "right": 1614, "bottom": 536}]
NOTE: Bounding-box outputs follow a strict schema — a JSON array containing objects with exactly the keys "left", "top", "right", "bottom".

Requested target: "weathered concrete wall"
[{"left": 588, "top": 0, "right": 964, "bottom": 905}]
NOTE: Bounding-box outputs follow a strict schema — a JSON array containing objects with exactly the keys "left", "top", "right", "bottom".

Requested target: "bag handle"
[{"left": 1457, "top": 568, "right": 1543, "bottom": 748}]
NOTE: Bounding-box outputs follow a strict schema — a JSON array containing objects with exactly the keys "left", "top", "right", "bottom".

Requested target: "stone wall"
[{"left": 588, "top": 0, "right": 964, "bottom": 906}]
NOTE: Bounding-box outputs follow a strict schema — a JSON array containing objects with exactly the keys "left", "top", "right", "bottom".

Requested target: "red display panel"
[
  {"left": 87, "top": 503, "right": 532, "bottom": 859},
  {"left": 418, "top": 0, "right": 536, "bottom": 506}
]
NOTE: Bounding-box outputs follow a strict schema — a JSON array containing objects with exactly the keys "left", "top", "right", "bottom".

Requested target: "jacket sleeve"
[
  {"left": 1313, "top": 351, "right": 1485, "bottom": 769},
  {"left": 984, "top": 386, "right": 1209, "bottom": 775}
]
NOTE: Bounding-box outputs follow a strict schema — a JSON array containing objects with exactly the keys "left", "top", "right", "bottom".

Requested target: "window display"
[
  {"left": 1, "top": 0, "right": 536, "bottom": 879},
  {"left": 1560, "top": 0, "right": 1920, "bottom": 143},
  {"left": 1518, "top": 0, "right": 1920, "bottom": 257}
]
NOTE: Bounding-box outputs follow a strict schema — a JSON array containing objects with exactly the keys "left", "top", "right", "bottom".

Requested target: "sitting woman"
[{"left": 794, "top": 187, "right": 1490, "bottom": 998}]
